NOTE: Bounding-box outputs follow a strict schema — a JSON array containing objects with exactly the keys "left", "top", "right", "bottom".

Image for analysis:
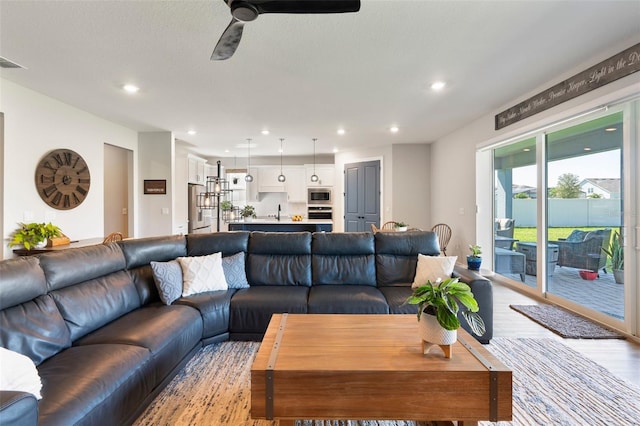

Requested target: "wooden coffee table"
[{"left": 251, "top": 314, "right": 512, "bottom": 425}]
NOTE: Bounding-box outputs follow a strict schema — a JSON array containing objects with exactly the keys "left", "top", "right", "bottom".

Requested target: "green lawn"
[{"left": 513, "top": 227, "right": 604, "bottom": 242}]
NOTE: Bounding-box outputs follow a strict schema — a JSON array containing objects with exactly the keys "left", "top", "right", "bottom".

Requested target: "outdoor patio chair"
[
  {"left": 495, "top": 218, "right": 515, "bottom": 239},
  {"left": 550, "top": 228, "right": 611, "bottom": 274}
]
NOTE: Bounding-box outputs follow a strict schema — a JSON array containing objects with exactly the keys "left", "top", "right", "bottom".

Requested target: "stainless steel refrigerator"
[{"left": 188, "top": 184, "right": 212, "bottom": 234}]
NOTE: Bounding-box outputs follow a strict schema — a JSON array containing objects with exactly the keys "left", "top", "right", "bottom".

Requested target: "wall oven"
[
  {"left": 308, "top": 188, "right": 332, "bottom": 205},
  {"left": 308, "top": 206, "right": 333, "bottom": 220}
]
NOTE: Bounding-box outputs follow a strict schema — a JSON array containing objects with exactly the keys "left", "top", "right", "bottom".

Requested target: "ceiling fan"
[{"left": 211, "top": 0, "right": 361, "bottom": 61}]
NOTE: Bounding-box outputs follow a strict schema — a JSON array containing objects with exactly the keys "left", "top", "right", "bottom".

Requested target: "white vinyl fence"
[{"left": 512, "top": 199, "right": 622, "bottom": 227}]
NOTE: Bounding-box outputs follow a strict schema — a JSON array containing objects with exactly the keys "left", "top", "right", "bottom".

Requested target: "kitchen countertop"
[{"left": 237, "top": 217, "right": 333, "bottom": 224}]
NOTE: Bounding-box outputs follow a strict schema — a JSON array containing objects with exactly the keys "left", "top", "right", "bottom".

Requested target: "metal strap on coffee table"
[
  {"left": 459, "top": 334, "right": 501, "bottom": 422},
  {"left": 265, "top": 313, "right": 288, "bottom": 419}
]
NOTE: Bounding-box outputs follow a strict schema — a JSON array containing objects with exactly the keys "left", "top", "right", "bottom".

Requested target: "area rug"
[
  {"left": 133, "top": 339, "right": 640, "bottom": 426},
  {"left": 509, "top": 304, "right": 623, "bottom": 339}
]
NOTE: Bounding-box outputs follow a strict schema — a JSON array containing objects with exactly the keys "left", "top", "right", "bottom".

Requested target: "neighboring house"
[
  {"left": 512, "top": 184, "right": 537, "bottom": 199},
  {"left": 579, "top": 178, "right": 621, "bottom": 199}
]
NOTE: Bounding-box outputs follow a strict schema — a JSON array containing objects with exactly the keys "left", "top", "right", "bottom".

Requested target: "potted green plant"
[
  {"left": 602, "top": 230, "right": 623, "bottom": 284},
  {"left": 220, "top": 200, "right": 233, "bottom": 211},
  {"left": 394, "top": 221, "right": 408, "bottom": 232},
  {"left": 8, "top": 222, "right": 62, "bottom": 250},
  {"left": 467, "top": 244, "right": 482, "bottom": 271},
  {"left": 240, "top": 205, "right": 256, "bottom": 222},
  {"left": 406, "top": 277, "right": 486, "bottom": 351}
]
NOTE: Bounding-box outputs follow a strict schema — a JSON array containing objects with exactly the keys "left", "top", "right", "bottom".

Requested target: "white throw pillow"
[
  {"left": 412, "top": 254, "right": 457, "bottom": 288},
  {"left": 178, "top": 252, "right": 228, "bottom": 296},
  {"left": 0, "top": 347, "right": 42, "bottom": 399}
]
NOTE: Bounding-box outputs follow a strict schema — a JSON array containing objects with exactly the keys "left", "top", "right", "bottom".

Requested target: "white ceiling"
[{"left": 1, "top": 1, "right": 639, "bottom": 158}]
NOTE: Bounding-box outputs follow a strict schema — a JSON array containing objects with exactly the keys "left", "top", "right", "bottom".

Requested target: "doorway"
[
  {"left": 344, "top": 160, "right": 380, "bottom": 232},
  {"left": 104, "top": 143, "right": 132, "bottom": 238}
]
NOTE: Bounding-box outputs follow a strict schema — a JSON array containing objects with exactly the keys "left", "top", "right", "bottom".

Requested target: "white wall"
[
  {"left": 138, "top": 132, "right": 174, "bottom": 237},
  {"left": 0, "top": 79, "right": 138, "bottom": 259},
  {"left": 430, "top": 40, "right": 640, "bottom": 260},
  {"left": 392, "top": 144, "right": 431, "bottom": 231}
]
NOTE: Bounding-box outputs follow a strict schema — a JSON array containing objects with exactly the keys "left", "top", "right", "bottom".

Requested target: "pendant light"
[
  {"left": 244, "top": 138, "right": 253, "bottom": 182},
  {"left": 277, "top": 138, "right": 286, "bottom": 182},
  {"left": 310, "top": 138, "right": 319, "bottom": 182}
]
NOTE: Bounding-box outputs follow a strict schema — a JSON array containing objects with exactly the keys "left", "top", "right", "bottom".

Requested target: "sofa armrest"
[
  {"left": 0, "top": 391, "right": 38, "bottom": 426},
  {"left": 453, "top": 265, "right": 493, "bottom": 344}
]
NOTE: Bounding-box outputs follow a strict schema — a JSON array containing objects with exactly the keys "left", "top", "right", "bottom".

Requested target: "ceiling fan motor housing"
[{"left": 230, "top": 1, "right": 259, "bottom": 22}]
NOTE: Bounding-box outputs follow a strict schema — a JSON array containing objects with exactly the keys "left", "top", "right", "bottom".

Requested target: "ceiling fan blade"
[
  {"left": 211, "top": 18, "right": 245, "bottom": 61},
  {"left": 253, "top": 0, "right": 360, "bottom": 14}
]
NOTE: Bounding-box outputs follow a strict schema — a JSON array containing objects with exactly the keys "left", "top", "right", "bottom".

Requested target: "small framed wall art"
[{"left": 144, "top": 179, "right": 166, "bottom": 195}]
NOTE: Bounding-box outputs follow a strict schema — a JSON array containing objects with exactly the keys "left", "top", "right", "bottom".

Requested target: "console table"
[{"left": 12, "top": 238, "right": 104, "bottom": 256}]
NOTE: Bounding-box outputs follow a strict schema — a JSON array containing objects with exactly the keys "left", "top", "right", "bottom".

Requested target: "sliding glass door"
[
  {"left": 546, "top": 112, "right": 624, "bottom": 320},
  {"left": 491, "top": 105, "right": 634, "bottom": 329}
]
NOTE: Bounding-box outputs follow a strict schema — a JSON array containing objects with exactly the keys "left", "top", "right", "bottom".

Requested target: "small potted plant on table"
[
  {"left": 405, "top": 277, "right": 485, "bottom": 358},
  {"left": 394, "top": 221, "right": 408, "bottom": 232},
  {"left": 467, "top": 244, "right": 482, "bottom": 271}
]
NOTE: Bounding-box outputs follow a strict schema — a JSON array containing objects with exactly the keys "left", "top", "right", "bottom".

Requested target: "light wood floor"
[{"left": 491, "top": 282, "right": 640, "bottom": 387}]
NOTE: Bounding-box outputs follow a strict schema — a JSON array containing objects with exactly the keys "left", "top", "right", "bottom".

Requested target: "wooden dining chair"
[
  {"left": 381, "top": 221, "right": 399, "bottom": 231},
  {"left": 430, "top": 223, "right": 452, "bottom": 255},
  {"left": 370, "top": 223, "right": 379, "bottom": 233},
  {"left": 103, "top": 232, "right": 124, "bottom": 244}
]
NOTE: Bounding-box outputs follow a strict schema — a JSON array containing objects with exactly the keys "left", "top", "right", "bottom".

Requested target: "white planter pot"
[
  {"left": 396, "top": 226, "right": 408, "bottom": 232},
  {"left": 613, "top": 269, "right": 624, "bottom": 284},
  {"left": 418, "top": 312, "right": 457, "bottom": 346}
]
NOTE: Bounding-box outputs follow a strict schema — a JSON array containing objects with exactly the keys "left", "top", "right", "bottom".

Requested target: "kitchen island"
[{"left": 228, "top": 218, "right": 332, "bottom": 232}]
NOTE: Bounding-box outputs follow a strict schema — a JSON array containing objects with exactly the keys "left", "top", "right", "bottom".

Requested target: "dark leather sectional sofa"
[{"left": 0, "top": 231, "right": 493, "bottom": 426}]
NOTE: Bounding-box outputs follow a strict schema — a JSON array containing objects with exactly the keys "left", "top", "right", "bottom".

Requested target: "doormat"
[{"left": 510, "top": 304, "right": 624, "bottom": 339}]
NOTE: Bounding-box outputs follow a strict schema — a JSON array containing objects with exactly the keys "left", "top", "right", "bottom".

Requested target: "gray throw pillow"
[
  {"left": 221, "top": 252, "right": 250, "bottom": 289},
  {"left": 150, "top": 260, "right": 183, "bottom": 305}
]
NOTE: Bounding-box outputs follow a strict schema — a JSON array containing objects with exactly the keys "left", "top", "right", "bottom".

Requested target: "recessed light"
[
  {"left": 431, "top": 81, "right": 446, "bottom": 91},
  {"left": 337, "top": 129, "right": 345, "bottom": 135},
  {"left": 261, "top": 129, "right": 270, "bottom": 135},
  {"left": 390, "top": 126, "right": 399, "bottom": 133},
  {"left": 225, "top": 149, "right": 230, "bottom": 153},
  {"left": 187, "top": 130, "right": 197, "bottom": 135},
  {"left": 605, "top": 127, "right": 617, "bottom": 132},
  {"left": 584, "top": 147, "right": 592, "bottom": 151},
  {"left": 123, "top": 84, "right": 139, "bottom": 93},
  {"left": 333, "top": 148, "right": 339, "bottom": 153}
]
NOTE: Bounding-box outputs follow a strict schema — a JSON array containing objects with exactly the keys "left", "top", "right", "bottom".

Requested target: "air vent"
[{"left": 0, "top": 57, "right": 26, "bottom": 69}]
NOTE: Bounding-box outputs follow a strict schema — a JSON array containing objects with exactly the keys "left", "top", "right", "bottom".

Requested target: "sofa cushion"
[
  {"left": 0, "top": 295, "right": 71, "bottom": 366},
  {"left": 186, "top": 231, "right": 250, "bottom": 257},
  {"left": 37, "top": 344, "right": 154, "bottom": 426},
  {"left": 118, "top": 235, "right": 187, "bottom": 269},
  {"left": 49, "top": 270, "right": 141, "bottom": 342},
  {"left": 412, "top": 254, "right": 457, "bottom": 288},
  {"left": 312, "top": 233, "right": 376, "bottom": 286},
  {"left": 150, "top": 260, "right": 183, "bottom": 305},
  {"left": 0, "top": 257, "right": 47, "bottom": 310},
  {"left": 178, "top": 253, "right": 228, "bottom": 296},
  {"left": 308, "top": 285, "right": 389, "bottom": 314},
  {"left": 221, "top": 252, "right": 250, "bottom": 289},
  {"left": 176, "top": 290, "right": 235, "bottom": 339},
  {"left": 74, "top": 304, "right": 202, "bottom": 382},
  {"left": 379, "top": 286, "right": 417, "bottom": 314},
  {"left": 375, "top": 231, "right": 440, "bottom": 286},
  {"left": 229, "top": 286, "right": 308, "bottom": 334},
  {"left": 38, "top": 244, "right": 126, "bottom": 291},
  {"left": 247, "top": 232, "right": 312, "bottom": 286}
]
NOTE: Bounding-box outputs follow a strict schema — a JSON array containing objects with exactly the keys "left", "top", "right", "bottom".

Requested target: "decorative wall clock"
[{"left": 34, "top": 148, "right": 91, "bottom": 210}]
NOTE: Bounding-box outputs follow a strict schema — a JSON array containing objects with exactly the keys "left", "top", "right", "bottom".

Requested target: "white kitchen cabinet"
[
  {"left": 258, "top": 167, "right": 286, "bottom": 192},
  {"left": 187, "top": 155, "right": 207, "bottom": 184},
  {"left": 283, "top": 166, "right": 306, "bottom": 203},
  {"left": 245, "top": 167, "right": 260, "bottom": 202},
  {"left": 305, "top": 164, "right": 335, "bottom": 187}
]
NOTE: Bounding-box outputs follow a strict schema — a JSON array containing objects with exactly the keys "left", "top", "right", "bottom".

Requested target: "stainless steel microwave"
[{"left": 308, "top": 188, "right": 332, "bottom": 205}]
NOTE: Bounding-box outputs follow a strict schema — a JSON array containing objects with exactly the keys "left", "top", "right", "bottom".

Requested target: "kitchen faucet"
[{"left": 277, "top": 204, "right": 281, "bottom": 221}]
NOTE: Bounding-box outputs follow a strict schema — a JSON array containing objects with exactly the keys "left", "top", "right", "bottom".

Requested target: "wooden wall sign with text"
[
  {"left": 143, "top": 180, "right": 166, "bottom": 195},
  {"left": 496, "top": 43, "right": 640, "bottom": 130}
]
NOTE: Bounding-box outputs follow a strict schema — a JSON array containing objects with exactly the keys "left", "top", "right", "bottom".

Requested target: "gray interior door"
[{"left": 344, "top": 160, "right": 380, "bottom": 232}]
